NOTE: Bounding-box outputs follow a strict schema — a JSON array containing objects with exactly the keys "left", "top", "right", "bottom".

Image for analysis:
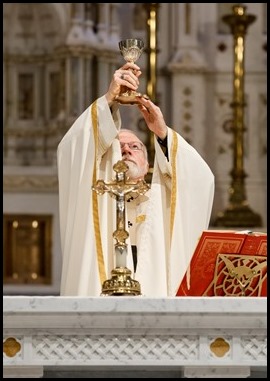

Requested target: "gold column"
[
  {"left": 214, "top": 5, "right": 262, "bottom": 228},
  {"left": 145, "top": 3, "right": 159, "bottom": 104},
  {"left": 144, "top": 3, "right": 159, "bottom": 171}
]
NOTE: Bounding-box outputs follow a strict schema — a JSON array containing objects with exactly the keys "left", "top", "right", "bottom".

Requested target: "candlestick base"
[
  {"left": 214, "top": 204, "right": 262, "bottom": 228},
  {"left": 101, "top": 267, "right": 141, "bottom": 296}
]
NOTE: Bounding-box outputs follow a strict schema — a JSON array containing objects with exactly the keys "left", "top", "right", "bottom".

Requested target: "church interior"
[{"left": 3, "top": 3, "right": 267, "bottom": 379}]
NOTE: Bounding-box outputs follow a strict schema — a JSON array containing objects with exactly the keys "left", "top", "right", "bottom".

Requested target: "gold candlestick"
[{"left": 214, "top": 5, "right": 262, "bottom": 228}]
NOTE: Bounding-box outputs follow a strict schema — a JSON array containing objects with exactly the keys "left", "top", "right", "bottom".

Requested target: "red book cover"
[
  {"left": 176, "top": 230, "right": 267, "bottom": 297},
  {"left": 240, "top": 232, "right": 267, "bottom": 256}
]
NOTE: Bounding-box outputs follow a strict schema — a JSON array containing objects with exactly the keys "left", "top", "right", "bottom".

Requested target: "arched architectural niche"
[
  {"left": 3, "top": 3, "right": 70, "bottom": 167},
  {"left": 3, "top": 3, "right": 68, "bottom": 55},
  {"left": 3, "top": 3, "right": 123, "bottom": 167},
  {"left": 3, "top": 3, "right": 67, "bottom": 54}
]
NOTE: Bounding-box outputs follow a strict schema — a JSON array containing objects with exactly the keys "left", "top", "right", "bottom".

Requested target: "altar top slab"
[{"left": 3, "top": 296, "right": 267, "bottom": 314}]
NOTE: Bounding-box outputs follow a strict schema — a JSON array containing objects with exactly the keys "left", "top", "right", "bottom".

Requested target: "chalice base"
[
  {"left": 116, "top": 91, "right": 149, "bottom": 105},
  {"left": 101, "top": 266, "right": 141, "bottom": 296}
]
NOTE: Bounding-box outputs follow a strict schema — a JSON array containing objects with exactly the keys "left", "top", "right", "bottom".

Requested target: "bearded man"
[{"left": 57, "top": 62, "right": 215, "bottom": 297}]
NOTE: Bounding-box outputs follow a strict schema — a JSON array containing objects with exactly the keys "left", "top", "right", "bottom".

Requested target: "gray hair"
[{"left": 119, "top": 129, "right": 148, "bottom": 161}]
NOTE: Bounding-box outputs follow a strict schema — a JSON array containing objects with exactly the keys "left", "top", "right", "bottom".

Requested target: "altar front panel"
[{"left": 3, "top": 297, "right": 267, "bottom": 378}]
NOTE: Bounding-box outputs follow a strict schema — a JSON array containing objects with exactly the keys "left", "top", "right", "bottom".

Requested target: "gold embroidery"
[
  {"left": 91, "top": 101, "right": 107, "bottom": 284},
  {"left": 136, "top": 215, "right": 146, "bottom": 223},
  {"left": 170, "top": 131, "right": 178, "bottom": 242},
  {"left": 162, "top": 172, "right": 171, "bottom": 180}
]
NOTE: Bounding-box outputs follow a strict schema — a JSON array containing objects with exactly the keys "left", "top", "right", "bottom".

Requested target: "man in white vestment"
[{"left": 57, "top": 62, "right": 215, "bottom": 297}]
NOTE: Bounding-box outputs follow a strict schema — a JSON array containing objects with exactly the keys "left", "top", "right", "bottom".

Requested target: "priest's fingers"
[
  {"left": 136, "top": 98, "right": 167, "bottom": 138},
  {"left": 120, "top": 62, "right": 141, "bottom": 72},
  {"left": 105, "top": 64, "right": 141, "bottom": 104},
  {"left": 116, "top": 69, "right": 140, "bottom": 88}
]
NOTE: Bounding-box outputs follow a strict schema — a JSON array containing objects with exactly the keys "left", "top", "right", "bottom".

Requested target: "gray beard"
[{"left": 124, "top": 160, "right": 145, "bottom": 180}]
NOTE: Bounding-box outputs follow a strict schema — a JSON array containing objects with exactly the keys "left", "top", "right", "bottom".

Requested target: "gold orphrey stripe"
[
  {"left": 91, "top": 101, "right": 107, "bottom": 284},
  {"left": 170, "top": 131, "right": 178, "bottom": 243}
]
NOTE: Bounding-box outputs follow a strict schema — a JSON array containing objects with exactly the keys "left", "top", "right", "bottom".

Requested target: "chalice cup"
[{"left": 116, "top": 38, "right": 149, "bottom": 105}]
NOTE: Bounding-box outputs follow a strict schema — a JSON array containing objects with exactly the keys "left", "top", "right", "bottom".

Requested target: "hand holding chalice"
[{"left": 115, "top": 38, "right": 149, "bottom": 105}]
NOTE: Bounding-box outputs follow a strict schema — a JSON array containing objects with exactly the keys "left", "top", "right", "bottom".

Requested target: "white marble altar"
[{"left": 3, "top": 296, "right": 267, "bottom": 378}]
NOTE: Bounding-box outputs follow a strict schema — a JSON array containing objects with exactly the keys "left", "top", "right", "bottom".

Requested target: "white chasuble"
[{"left": 57, "top": 95, "right": 215, "bottom": 297}]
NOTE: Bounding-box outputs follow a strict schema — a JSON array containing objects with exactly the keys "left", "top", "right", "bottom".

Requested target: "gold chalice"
[{"left": 116, "top": 38, "right": 149, "bottom": 105}]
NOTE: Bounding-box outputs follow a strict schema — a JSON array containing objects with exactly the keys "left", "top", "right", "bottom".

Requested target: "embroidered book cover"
[{"left": 176, "top": 230, "right": 267, "bottom": 297}]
